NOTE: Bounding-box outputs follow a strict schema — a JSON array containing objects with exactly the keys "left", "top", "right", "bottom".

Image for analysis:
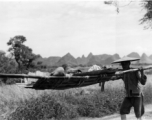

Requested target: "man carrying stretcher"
[{"left": 112, "top": 56, "right": 147, "bottom": 120}]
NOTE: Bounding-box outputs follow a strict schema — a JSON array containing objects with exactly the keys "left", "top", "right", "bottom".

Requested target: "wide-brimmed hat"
[{"left": 112, "top": 56, "right": 140, "bottom": 64}]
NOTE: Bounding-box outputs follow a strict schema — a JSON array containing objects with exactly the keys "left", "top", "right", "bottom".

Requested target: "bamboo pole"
[
  {"left": 115, "top": 66, "right": 152, "bottom": 75},
  {"left": 0, "top": 73, "right": 96, "bottom": 79}
]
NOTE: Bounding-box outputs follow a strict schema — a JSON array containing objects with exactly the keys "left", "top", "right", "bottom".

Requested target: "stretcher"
[{"left": 0, "top": 66, "right": 151, "bottom": 90}]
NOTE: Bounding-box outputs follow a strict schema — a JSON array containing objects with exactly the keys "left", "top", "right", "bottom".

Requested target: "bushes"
[
  {"left": 8, "top": 93, "right": 79, "bottom": 120},
  {"left": 76, "top": 91, "right": 123, "bottom": 117},
  {"left": 143, "top": 83, "right": 152, "bottom": 104},
  {"left": 7, "top": 88, "right": 125, "bottom": 120}
]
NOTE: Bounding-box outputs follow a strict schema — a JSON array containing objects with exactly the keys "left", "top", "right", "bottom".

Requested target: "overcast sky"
[{"left": 0, "top": 0, "right": 151, "bottom": 58}]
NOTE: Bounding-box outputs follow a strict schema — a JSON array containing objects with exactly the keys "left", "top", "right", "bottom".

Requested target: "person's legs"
[
  {"left": 121, "top": 114, "right": 127, "bottom": 120},
  {"left": 133, "top": 95, "right": 145, "bottom": 120},
  {"left": 141, "top": 95, "right": 145, "bottom": 117},
  {"left": 120, "top": 97, "right": 132, "bottom": 120}
]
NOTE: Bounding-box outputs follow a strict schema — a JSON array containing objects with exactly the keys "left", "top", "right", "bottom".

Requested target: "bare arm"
[{"left": 136, "top": 68, "right": 147, "bottom": 85}]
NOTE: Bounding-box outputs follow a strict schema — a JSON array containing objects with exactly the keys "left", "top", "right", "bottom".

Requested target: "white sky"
[{"left": 0, "top": 0, "right": 151, "bottom": 58}]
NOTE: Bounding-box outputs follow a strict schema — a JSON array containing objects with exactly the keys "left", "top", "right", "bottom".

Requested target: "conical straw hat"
[{"left": 112, "top": 56, "right": 140, "bottom": 64}]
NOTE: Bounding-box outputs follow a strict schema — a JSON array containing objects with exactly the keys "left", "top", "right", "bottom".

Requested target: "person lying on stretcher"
[{"left": 50, "top": 64, "right": 81, "bottom": 76}]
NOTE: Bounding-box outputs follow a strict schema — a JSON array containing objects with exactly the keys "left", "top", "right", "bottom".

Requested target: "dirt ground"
[{"left": 79, "top": 104, "right": 152, "bottom": 120}]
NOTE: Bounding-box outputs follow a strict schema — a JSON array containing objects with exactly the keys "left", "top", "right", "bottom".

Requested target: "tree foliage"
[
  {"left": 7, "top": 35, "right": 40, "bottom": 73},
  {"left": 104, "top": 0, "right": 133, "bottom": 13},
  {"left": 140, "top": 0, "right": 152, "bottom": 29},
  {"left": 0, "top": 51, "right": 18, "bottom": 84},
  {"left": 104, "top": 0, "right": 152, "bottom": 29},
  {"left": 0, "top": 51, "right": 17, "bottom": 73}
]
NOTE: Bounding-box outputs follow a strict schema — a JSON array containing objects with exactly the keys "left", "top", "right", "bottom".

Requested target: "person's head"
[
  {"left": 120, "top": 61, "right": 130, "bottom": 70},
  {"left": 62, "top": 64, "right": 68, "bottom": 70}
]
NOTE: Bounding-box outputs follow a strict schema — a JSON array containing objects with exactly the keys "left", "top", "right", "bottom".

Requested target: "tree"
[
  {"left": 140, "top": 0, "right": 152, "bottom": 29},
  {"left": 104, "top": 0, "right": 133, "bottom": 13},
  {"left": 0, "top": 51, "right": 17, "bottom": 73},
  {"left": 7, "top": 35, "right": 39, "bottom": 73},
  {"left": 104, "top": 0, "right": 152, "bottom": 29},
  {"left": 0, "top": 51, "right": 18, "bottom": 84}
]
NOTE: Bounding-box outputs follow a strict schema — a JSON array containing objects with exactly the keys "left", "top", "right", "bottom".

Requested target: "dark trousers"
[{"left": 120, "top": 95, "right": 144, "bottom": 118}]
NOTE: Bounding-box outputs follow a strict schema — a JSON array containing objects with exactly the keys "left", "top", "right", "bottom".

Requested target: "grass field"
[{"left": 0, "top": 74, "right": 152, "bottom": 120}]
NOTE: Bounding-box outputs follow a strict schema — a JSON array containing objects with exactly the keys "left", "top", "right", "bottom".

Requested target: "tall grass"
[
  {"left": 0, "top": 84, "right": 43, "bottom": 119},
  {"left": 0, "top": 75, "right": 152, "bottom": 120},
  {"left": 143, "top": 75, "right": 152, "bottom": 104}
]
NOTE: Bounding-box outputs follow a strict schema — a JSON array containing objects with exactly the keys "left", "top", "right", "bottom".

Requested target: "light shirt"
[{"left": 51, "top": 67, "right": 65, "bottom": 76}]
